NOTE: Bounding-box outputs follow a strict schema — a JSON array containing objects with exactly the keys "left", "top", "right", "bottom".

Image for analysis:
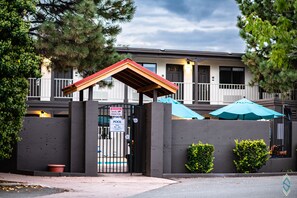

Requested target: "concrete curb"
[{"left": 163, "top": 172, "right": 297, "bottom": 178}]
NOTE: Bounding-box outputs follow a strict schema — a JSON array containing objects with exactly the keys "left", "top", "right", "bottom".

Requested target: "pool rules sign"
[
  {"left": 109, "top": 107, "right": 123, "bottom": 117},
  {"left": 109, "top": 107, "right": 125, "bottom": 132}
]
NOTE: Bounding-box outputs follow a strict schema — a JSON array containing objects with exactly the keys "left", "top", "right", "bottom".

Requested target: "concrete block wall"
[
  {"left": 14, "top": 101, "right": 98, "bottom": 176},
  {"left": 18, "top": 117, "right": 70, "bottom": 172},
  {"left": 170, "top": 120, "right": 270, "bottom": 173}
]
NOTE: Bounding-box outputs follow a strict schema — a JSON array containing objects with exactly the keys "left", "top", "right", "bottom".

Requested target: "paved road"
[
  {"left": 130, "top": 176, "right": 297, "bottom": 198},
  {"left": 1, "top": 173, "right": 296, "bottom": 198}
]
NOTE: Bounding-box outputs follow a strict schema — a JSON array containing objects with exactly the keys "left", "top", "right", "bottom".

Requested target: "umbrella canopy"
[
  {"left": 209, "top": 98, "right": 284, "bottom": 120},
  {"left": 158, "top": 97, "right": 204, "bottom": 120}
]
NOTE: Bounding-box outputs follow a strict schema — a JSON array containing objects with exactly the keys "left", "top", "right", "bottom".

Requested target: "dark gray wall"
[
  {"left": 68, "top": 101, "right": 98, "bottom": 176},
  {"left": 18, "top": 117, "right": 70, "bottom": 171},
  {"left": 171, "top": 120, "right": 270, "bottom": 173},
  {"left": 14, "top": 101, "right": 98, "bottom": 176},
  {"left": 5, "top": 99, "right": 296, "bottom": 176},
  {"left": 145, "top": 102, "right": 172, "bottom": 177},
  {"left": 69, "top": 102, "right": 85, "bottom": 173},
  {"left": 163, "top": 104, "right": 173, "bottom": 174},
  {"left": 84, "top": 101, "right": 98, "bottom": 176}
]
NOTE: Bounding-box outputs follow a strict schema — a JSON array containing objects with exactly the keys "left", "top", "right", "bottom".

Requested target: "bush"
[
  {"left": 185, "top": 142, "right": 214, "bottom": 173},
  {"left": 0, "top": 1, "right": 40, "bottom": 159},
  {"left": 233, "top": 139, "right": 270, "bottom": 173}
]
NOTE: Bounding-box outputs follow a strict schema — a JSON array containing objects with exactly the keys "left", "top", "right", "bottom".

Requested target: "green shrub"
[
  {"left": 233, "top": 139, "right": 270, "bottom": 173},
  {"left": 185, "top": 142, "right": 214, "bottom": 173}
]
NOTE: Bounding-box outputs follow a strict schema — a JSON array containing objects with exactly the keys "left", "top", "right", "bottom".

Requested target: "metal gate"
[{"left": 97, "top": 104, "right": 135, "bottom": 173}]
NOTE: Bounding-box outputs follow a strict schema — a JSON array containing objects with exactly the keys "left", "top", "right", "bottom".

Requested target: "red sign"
[{"left": 109, "top": 107, "right": 123, "bottom": 117}]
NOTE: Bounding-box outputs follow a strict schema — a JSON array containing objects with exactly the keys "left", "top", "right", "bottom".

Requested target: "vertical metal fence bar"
[
  {"left": 112, "top": 131, "right": 115, "bottom": 172},
  {"left": 98, "top": 103, "right": 134, "bottom": 173},
  {"left": 98, "top": 128, "right": 100, "bottom": 173}
]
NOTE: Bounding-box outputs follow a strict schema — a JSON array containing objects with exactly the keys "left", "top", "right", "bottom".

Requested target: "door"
[
  {"left": 166, "top": 64, "right": 184, "bottom": 101},
  {"left": 98, "top": 103, "right": 142, "bottom": 173},
  {"left": 194, "top": 66, "right": 210, "bottom": 102},
  {"left": 53, "top": 68, "right": 73, "bottom": 98}
]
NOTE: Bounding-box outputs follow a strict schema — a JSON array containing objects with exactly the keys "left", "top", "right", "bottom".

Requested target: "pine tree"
[
  {"left": 236, "top": 0, "right": 297, "bottom": 95},
  {"left": 34, "top": 0, "right": 135, "bottom": 77},
  {"left": 0, "top": 0, "right": 41, "bottom": 159}
]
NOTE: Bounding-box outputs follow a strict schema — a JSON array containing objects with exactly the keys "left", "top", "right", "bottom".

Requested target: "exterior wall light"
[
  {"left": 40, "top": 111, "right": 46, "bottom": 117},
  {"left": 40, "top": 110, "right": 51, "bottom": 118}
]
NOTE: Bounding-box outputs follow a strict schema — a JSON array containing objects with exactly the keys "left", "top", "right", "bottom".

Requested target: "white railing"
[
  {"left": 54, "top": 78, "right": 73, "bottom": 98},
  {"left": 28, "top": 78, "right": 41, "bottom": 98},
  {"left": 27, "top": 78, "right": 293, "bottom": 104},
  {"left": 28, "top": 78, "right": 73, "bottom": 100},
  {"left": 168, "top": 82, "right": 185, "bottom": 102}
]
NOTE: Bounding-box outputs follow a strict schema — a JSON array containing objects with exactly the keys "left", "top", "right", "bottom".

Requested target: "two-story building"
[
  {"left": 29, "top": 47, "right": 288, "bottom": 103},
  {"left": 8, "top": 47, "right": 296, "bottom": 175},
  {"left": 27, "top": 47, "right": 294, "bottom": 117}
]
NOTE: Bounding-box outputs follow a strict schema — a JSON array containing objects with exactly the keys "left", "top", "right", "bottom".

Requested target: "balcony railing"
[
  {"left": 54, "top": 78, "right": 73, "bottom": 98},
  {"left": 28, "top": 78, "right": 73, "bottom": 100},
  {"left": 27, "top": 78, "right": 295, "bottom": 104}
]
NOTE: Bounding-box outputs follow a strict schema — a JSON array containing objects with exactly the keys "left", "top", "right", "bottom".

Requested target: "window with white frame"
[{"left": 138, "top": 63, "right": 157, "bottom": 73}]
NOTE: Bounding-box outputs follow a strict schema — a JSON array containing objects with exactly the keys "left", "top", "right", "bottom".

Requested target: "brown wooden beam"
[{"left": 137, "top": 84, "right": 161, "bottom": 93}]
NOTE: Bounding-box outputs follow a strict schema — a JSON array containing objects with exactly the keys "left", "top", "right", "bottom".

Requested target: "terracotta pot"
[{"left": 48, "top": 164, "right": 65, "bottom": 173}]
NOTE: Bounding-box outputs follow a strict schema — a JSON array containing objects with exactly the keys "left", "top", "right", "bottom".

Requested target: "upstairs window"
[
  {"left": 219, "top": 66, "right": 245, "bottom": 89},
  {"left": 138, "top": 63, "right": 157, "bottom": 73}
]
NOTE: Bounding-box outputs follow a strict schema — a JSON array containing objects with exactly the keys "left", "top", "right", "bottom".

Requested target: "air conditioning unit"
[
  {"left": 223, "top": 95, "right": 242, "bottom": 103},
  {"left": 94, "top": 91, "right": 108, "bottom": 100}
]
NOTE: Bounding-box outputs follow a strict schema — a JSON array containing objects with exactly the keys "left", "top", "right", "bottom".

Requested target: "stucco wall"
[
  {"left": 18, "top": 117, "right": 70, "bottom": 172},
  {"left": 171, "top": 120, "right": 270, "bottom": 173},
  {"left": 15, "top": 101, "right": 98, "bottom": 176}
]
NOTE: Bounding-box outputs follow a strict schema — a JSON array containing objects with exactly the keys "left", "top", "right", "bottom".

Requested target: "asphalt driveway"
[{"left": 130, "top": 176, "right": 297, "bottom": 198}]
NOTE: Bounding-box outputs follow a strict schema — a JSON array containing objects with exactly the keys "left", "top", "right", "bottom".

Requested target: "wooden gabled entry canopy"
[{"left": 62, "top": 58, "right": 178, "bottom": 103}]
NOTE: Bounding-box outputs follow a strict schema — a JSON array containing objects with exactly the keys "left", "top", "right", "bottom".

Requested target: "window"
[
  {"left": 138, "top": 63, "right": 157, "bottom": 73},
  {"left": 219, "top": 66, "right": 245, "bottom": 89}
]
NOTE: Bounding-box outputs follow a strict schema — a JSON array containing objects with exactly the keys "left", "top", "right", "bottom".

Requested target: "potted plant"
[{"left": 48, "top": 164, "right": 65, "bottom": 173}]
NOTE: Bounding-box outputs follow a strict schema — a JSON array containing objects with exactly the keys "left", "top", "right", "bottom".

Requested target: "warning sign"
[
  {"left": 110, "top": 117, "right": 125, "bottom": 132},
  {"left": 109, "top": 107, "right": 123, "bottom": 117}
]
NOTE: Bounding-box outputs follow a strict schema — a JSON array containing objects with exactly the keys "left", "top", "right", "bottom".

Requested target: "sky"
[{"left": 116, "top": 0, "right": 246, "bottom": 53}]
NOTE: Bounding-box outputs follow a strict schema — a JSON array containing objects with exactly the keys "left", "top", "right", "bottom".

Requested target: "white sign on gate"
[
  {"left": 109, "top": 107, "right": 123, "bottom": 117},
  {"left": 109, "top": 117, "right": 125, "bottom": 132}
]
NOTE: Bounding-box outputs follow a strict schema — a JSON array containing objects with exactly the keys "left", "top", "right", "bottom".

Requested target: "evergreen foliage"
[
  {"left": 185, "top": 142, "right": 215, "bottom": 173},
  {"left": 34, "top": 0, "right": 135, "bottom": 77},
  {"left": 235, "top": 0, "right": 297, "bottom": 94},
  {"left": 233, "top": 139, "right": 270, "bottom": 173},
  {"left": 0, "top": 0, "right": 40, "bottom": 159}
]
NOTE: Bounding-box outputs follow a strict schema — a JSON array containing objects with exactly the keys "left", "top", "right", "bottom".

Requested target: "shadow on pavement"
[{"left": 0, "top": 180, "right": 68, "bottom": 198}]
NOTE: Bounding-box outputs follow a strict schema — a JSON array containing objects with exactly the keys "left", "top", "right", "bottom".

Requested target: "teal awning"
[
  {"left": 209, "top": 98, "right": 284, "bottom": 120},
  {"left": 158, "top": 97, "right": 204, "bottom": 120}
]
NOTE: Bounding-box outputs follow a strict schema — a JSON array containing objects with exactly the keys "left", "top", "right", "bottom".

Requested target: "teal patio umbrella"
[
  {"left": 158, "top": 97, "right": 204, "bottom": 120},
  {"left": 209, "top": 98, "right": 284, "bottom": 120}
]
